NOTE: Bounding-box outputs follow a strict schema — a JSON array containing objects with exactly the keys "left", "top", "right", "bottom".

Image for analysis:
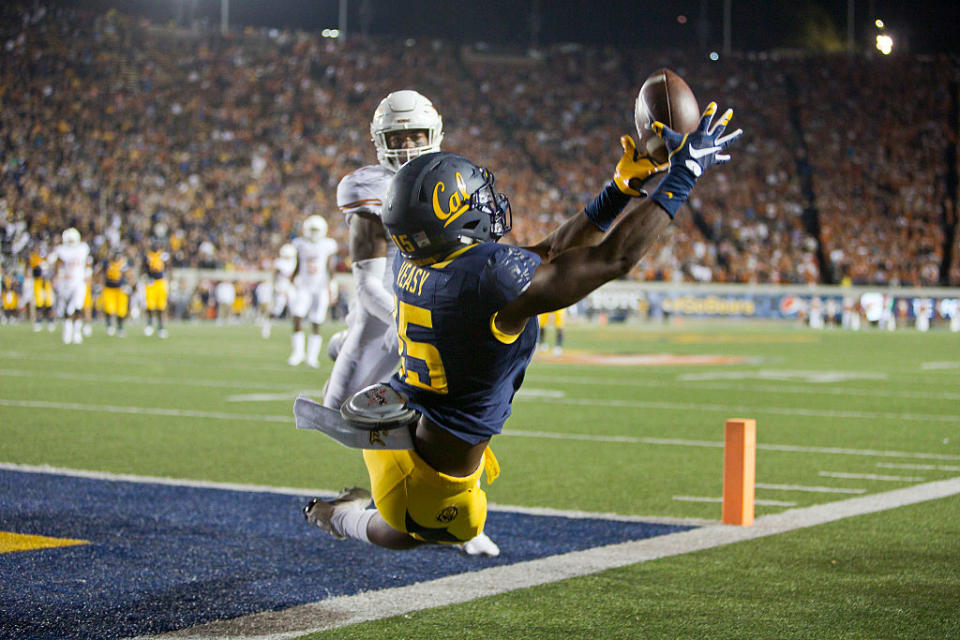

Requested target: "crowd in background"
[{"left": 2, "top": 2, "right": 959, "bottom": 302}]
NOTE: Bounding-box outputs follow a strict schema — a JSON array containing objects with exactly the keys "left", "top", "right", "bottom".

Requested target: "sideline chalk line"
[{"left": 126, "top": 476, "right": 960, "bottom": 639}]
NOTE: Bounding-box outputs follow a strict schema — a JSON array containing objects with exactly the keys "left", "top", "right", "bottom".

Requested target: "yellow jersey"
[
  {"left": 145, "top": 250, "right": 168, "bottom": 280},
  {"left": 105, "top": 258, "right": 128, "bottom": 288}
]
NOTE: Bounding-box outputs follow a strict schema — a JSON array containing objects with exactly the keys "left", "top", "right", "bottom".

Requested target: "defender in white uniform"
[
  {"left": 289, "top": 215, "right": 339, "bottom": 368},
  {"left": 261, "top": 243, "right": 297, "bottom": 339},
  {"left": 315, "top": 90, "right": 499, "bottom": 557},
  {"left": 322, "top": 90, "right": 443, "bottom": 410},
  {"left": 51, "top": 227, "right": 91, "bottom": 344}
]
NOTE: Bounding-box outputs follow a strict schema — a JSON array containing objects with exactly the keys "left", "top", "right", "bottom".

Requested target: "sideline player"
[
  {"left": 261, "top": 243, "right": 297, "bottom": 339},
  {"left": 29, "top": 239, "right": 55, "bottom": 332},
  {"left": 143, "top": 237, "right": 170, "bottom": 338},
  {"left": 51, "top": 227, "right": 91, "bottom": 344},
  {"left": 102, "top": 247, "right": 131, "bottom": 337},
  {"left": 537, "top": 309, "right": 566, "bottom": 354},
  {"left": 304, "top": 103, "right": 742, "bottom": 551},
  {"left": 2, "top": 270, "right": 20, "bottom": 323},
  {"left": 322, "top": 90, "right": 442, "bottom": 409},
  {"left": 288, "top": 215, "right": 338, "bottom": 368}
]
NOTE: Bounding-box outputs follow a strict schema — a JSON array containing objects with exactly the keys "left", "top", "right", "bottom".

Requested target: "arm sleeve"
[{"left": 352, "top": 257, "right": 394, "bottom": 325}]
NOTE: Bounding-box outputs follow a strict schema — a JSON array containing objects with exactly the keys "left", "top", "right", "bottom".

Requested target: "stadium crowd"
[{"left": 2, "top": 1, "right": 959, "bottom": 319}]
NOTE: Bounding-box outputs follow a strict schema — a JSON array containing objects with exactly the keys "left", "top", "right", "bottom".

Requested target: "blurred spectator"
[{"left": 1, "top": 2, "right": 957, "bottom": 289}]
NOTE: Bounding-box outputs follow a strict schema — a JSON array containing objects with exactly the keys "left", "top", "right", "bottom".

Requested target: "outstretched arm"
[
  {"left": 497, "top": 102, "right": 742, "bottom": 334},
  {"left": 525, "top": 135, "right": 666, "bottom": 263}
]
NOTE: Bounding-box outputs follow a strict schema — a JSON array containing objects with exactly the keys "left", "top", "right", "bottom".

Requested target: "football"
[{"left": 634, "top": 68, "right": 701, "bottom": 164}]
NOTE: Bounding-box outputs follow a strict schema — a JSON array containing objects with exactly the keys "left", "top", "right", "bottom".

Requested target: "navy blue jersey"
[{"left": 389, "top": 242, "right": 541, "bottom": 445}]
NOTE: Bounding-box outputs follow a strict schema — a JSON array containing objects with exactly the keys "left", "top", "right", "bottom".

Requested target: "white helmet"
[
  {"left": 302, "top": 215, "right": 328, "bottom": 242},
  {"left": 62, "top": 227, "right": 81, "bottom": 246},
  {"left": 371, "top": 90, "right": 443, "bottom": 171},
  {"left": 279, "top": 243, "right": 297, "bottom": 259}
]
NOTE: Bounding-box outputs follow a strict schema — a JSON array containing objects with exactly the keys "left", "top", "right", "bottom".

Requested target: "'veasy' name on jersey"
[{"left": 394, "top": 261, "right": 431, "bottom": 297}]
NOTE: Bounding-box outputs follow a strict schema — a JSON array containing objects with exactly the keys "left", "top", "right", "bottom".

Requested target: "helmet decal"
[
  {"left": 384, "top": 152, "right": 512, "bottom": 265},
  {"left": 432, "top": 172, "right": 470, "bottom": 227}
]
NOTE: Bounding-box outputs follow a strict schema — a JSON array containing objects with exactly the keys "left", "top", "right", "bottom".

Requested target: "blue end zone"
[{"left": 0, "top": 469, "right": 695, "bottom": 639}]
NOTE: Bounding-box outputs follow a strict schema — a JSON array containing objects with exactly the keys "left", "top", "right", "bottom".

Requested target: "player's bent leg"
[
  {"left": 302, "top": 488, "right": 424, "bottom": 550},
  {"left": 303, "top": 487, "right": 372, "bottom": 538},
  {"left": 361, "top": 448, "right": 489, "bottom": 546},
  {"left": 366, "top": 512, "right": 425, "bottom": 550}
]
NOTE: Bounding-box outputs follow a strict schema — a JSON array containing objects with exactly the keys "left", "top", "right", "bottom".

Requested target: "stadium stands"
[{"left": 2, "top": 2, "right": 958, "bottom": 291}]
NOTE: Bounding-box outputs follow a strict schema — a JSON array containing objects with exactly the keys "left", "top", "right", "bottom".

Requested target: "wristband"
[
  {"left": 583, "top": 180, "right": 631, "bottom": 231},
  {"left": 649, "top": 166, "right": 697, "bottom": 219}
]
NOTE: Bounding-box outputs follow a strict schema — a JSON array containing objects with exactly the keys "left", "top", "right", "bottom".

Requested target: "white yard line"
[
  {"left": 755, "top": 482, "right": 865, "bottom": 494},
  {"left": 133, "top": 476, "right": 960, "bottom": 640},
  {"left": 526, "top": 373, "right": 960, "bottom": 402},
  {"left": 673, "top": 496, "right": 797, "bottom": 507},
  {"left": 0, "top": 398, "right": 292, "bottom": 423},
  {"left": 0, "top": 368, "right": 307, "bottom": 391},
  {"left": 519, "top": 395, "right": 960, "bottom": 424},
  {"left": 0, "top": 462, "right": 329, "bottom": 497},
  {"left": 4, "top": 398, "right": 960, "bottom": 462},
  {"left": 877, "top": 463, "right": 960, "bottom": 472},
  {"left": 0, "top": 352, "right": 298, "bottom": 374},
  {"left": 818, "top": 471, "right": 925, "bottom": 482},
  {"left": 6, "top": 364, "right": 960, "bottom": 402},
  {"left": 921, "top": 362, "right": 960, "bottom": 370}
]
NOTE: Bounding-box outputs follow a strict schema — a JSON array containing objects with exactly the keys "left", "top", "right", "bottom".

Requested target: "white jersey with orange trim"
[
  {"left": 292, "top": 236, "right": 338, "bottom": 292},
  {"left": 323, "top": 164, "right": 399, "bottom": 410},
  {"left": 337, "top": 164, "right": 398, "bottom": 296},
  {"left": 52, "top": 242, "right": 90, "bottom": 315},
  {"left": 53, "top": 242, "right": 91, "bottom": 284}
]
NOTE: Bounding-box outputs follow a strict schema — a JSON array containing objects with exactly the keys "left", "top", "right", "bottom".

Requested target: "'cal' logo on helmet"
[{"left": 432, "top": 172, "right": 469, "bottom": 228}]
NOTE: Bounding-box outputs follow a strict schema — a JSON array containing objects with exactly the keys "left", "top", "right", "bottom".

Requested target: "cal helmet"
[
  {"left": 371, "top": 90, "right": 443, "bottom": 171},
  {"left": 302, "top": 215, "right": 328, "bottom": 242},
  {"left": 279, "top": 243, "right": 297, "bottom": 259},
  {"left": 383, "top": 152, "right": 512, "bottom": 265},
  {"left": 62, "top": 227, "right": 81, "bottom": 246}
]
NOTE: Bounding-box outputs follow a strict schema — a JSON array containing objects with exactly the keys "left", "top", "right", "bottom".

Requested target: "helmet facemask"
[
  {"left": 383, "top": 153, "right": 512, "bottom": 266},
  {"left": 371, "top": 90, "right": 443, "bottom": 171},
  {"left": 462, "top": 168, "right": 512, "bottom": 244},
  {"left": 302, "top": 215, "right": 328, "bottom": 242}
]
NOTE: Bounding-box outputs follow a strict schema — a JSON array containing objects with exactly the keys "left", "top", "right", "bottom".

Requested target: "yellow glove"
[{"left": 612, "top": 135, "right": 668, "bottom": 197}]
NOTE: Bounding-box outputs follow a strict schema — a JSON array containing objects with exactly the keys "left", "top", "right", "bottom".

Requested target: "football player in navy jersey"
[{"left": 304, "top": 102, "right": 741, "bottom": 551}]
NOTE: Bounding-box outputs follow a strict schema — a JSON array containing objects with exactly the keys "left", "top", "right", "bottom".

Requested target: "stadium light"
[
  {"left": 875, "top": 19, "right": 885, "bottom": 29},
  {"left": 876, "top": 34, "right": 893, "bottom": 55}
]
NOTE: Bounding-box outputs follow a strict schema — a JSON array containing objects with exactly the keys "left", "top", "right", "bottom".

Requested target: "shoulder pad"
[
  {"left": 337, "top": 165, "right": 393, "bottom": 221},
  {"left": 478, "top": 245, "right": 541, "bottom": 310}
]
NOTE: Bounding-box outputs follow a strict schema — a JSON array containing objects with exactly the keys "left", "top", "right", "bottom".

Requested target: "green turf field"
[{"left": 2, "top": 318, "right": 958, "bottom": 638}]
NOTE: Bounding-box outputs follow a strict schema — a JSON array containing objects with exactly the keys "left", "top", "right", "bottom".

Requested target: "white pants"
[
  {"left": 290, "top": 286, "right": 330, "bottom": 324},
  {"left": 272, "top": 279, "right": 293, "bottom": 316},
  {"left": 322, "top": 312, "right": 399, "bottom": 410},
  {"left": 58, "top": 280, "right": 86, "bottom": 317}
]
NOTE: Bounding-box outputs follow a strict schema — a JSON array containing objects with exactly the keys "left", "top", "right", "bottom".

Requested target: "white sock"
[
  {"left": 62, "top": 320, "right": 73, "bottom": 344},
  {"left": 330, "top": 508, "right": 376, "bottom": 543},
  {"left": 291, "top": 331, "right": 305, "bottom": 355},
  {"left": 307, "top": 334, "right": 323, "bottom": 363}
]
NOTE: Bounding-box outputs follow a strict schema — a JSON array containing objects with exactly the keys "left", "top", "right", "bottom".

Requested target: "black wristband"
[{"left": 583, "top": 180, "right": 631, "bottom": 231}]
